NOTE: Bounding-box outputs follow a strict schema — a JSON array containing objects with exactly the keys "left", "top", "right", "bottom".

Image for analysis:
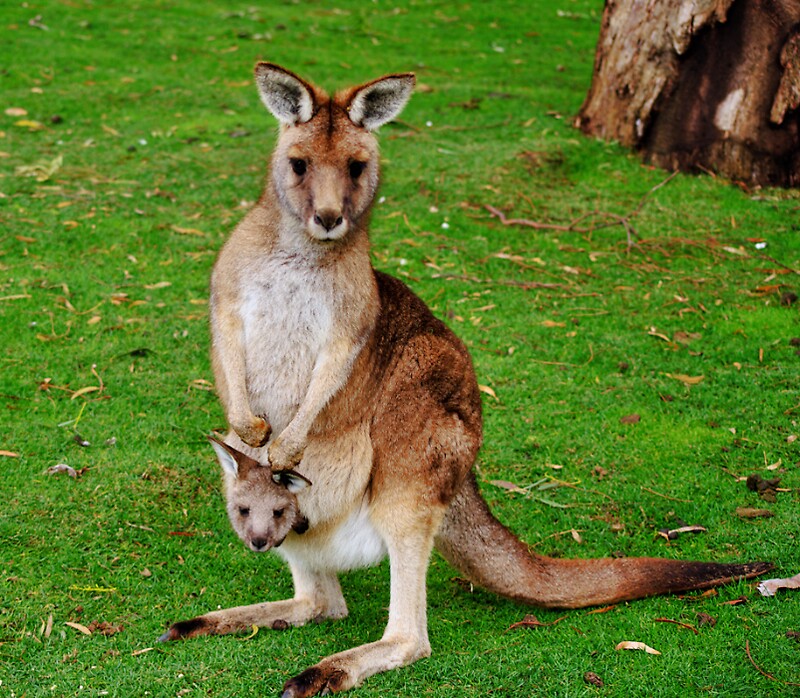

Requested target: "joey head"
[{"left": 209, "top": 436, "right": 311, "bottom": 552}]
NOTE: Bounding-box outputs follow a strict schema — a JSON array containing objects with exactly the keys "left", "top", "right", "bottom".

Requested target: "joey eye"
[
  {"left": 290, "top": 158, "right": 307, "bottom": 176},
  {"left": 349, "top": 161, "right": 366, "bottom": 180},
  {"left": 273, "top": 508, "right": 285, "bottom": 519},
  {"left": 238, "top": 507, "right": 250, "bottom": 518}
]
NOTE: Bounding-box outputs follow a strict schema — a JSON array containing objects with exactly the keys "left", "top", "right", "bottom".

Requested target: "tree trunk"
[{"left": 575, "top": 0, "right": 800, "bottom": 188}]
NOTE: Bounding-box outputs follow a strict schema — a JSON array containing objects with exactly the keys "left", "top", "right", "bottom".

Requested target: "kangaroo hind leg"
[
  {"left": 281, "top": 501, "right": 444, "bottom": 697},
  {"left": 159, "top": 564, "right": 346, "bottom": 641}
]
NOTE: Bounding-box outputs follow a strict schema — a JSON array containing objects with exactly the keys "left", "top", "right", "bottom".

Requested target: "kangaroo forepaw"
[
  {"left": 268, "top": 436, "right": 305, "bottom": 471},
  {"left": 234, "top": 415, "right": 272, "bottom": 448},
  {"left": 281, "top": 666, "right": 351, "bottom": 698}
]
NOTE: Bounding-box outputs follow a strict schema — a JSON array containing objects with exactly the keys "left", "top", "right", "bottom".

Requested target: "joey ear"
[
  {"left": 346, "top": 73, "right": 416, "bottom": 131},
  {"left": 208, "top": 436, "right": 240, "bottom": 477},
  {"left": 272, "top": 470, "right": 312, "bottom": 494},
  {"left": 254, "top": 62, "right": 316, "bottom": 125}
]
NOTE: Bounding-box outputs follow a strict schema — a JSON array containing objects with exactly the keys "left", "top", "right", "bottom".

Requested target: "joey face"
[
  {"left": 226, "top": 471, "right": 307, "bottom": 552},
  {"left": 208, "top": 437, "right": 311, "bottom": 553}
]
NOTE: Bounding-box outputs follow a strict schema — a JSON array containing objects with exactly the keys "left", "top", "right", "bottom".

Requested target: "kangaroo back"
[{"left": 435, "top": 473, "right": 772, "bottom": 608}]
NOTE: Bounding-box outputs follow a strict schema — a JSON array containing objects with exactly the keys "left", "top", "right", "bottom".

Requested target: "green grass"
[{"left": 1, "top": 1, "right": 799, "bottom": 696}]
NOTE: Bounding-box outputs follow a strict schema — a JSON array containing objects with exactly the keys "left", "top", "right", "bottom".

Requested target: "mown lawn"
[{"left": 1, "top": 1, "right": 798, "bottom": 696}]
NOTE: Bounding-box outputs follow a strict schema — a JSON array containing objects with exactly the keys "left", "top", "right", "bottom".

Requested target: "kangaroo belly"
[
  {"left": 278, "top": 502, "right": 387, "bottom": 573},
  {"left": 239, "top": 262, "right": 333, "bottom": 433}
]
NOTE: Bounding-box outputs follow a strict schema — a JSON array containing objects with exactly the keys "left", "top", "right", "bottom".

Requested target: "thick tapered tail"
[{"left": 434, "top": 472, "right": 773, "bottom": 609}]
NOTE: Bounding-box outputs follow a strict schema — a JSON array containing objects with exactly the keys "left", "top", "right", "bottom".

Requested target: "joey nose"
[
  {"left": 251, "top": 537, "right": 269, "bottom": 551},
  {"left": 313, "top": 210, "right": 343, "bottom": 232}
]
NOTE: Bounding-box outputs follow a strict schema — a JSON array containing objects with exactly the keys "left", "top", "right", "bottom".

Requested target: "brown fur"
[{"left": 161, "top": 63, "right": 772, "bottom": 696}]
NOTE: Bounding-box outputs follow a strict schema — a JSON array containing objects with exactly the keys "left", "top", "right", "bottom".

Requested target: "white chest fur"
[{"left": 239, "top": 254, "right": 334, "bottom": 434}]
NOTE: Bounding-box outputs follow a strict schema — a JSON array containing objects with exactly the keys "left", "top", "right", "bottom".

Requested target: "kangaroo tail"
[{"left": 434, "top": 472, "right": 773, "bottom": 609}]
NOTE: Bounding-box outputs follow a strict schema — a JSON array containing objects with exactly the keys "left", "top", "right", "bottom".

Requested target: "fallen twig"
[
  {"left": 745, "top": 639, "right": 800, "bottom": 687},
  {"left": 485, "top": 172, "right": 679, "bottom": 250},
  {"left": 653, "top": 617, "right": 698, "bottom": 635}
]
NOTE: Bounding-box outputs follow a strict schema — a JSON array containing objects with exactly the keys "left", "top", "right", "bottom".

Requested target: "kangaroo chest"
[{"left": 239, "top": 256, "right": 335, "bottom": 434}]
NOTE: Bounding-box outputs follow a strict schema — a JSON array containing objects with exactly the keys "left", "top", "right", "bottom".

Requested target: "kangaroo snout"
[
  {"left": 250, "top": 537, "right": 270, "bottom": 552},
  {"left": 313, "top": 209, "right": 344, "bottom": 233}
]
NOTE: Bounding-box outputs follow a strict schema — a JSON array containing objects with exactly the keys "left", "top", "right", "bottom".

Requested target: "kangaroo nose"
[
  {"left": 251, "top": 537, "right": 269, "bottom": 551},
  {"left": 314, "top": 210, "right": 343, "bottom": 231}
]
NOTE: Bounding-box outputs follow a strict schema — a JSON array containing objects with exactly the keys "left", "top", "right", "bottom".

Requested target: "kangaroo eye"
[
  {"left": 238, "top": 507, "right": 250, "bottom": 517},
  {"left": 349, "top": 161, "right": 366, "bottom": 180},
  {"left": 273, "top": 508, "right": 285, "bottom": 519},
  {"left": 290, "top": 158, "right": 307, "bottom": 176}
]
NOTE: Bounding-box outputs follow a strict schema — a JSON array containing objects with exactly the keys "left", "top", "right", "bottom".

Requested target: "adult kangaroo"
[{"left": 160, "top": 62, "right": 771, "bottom": 697}]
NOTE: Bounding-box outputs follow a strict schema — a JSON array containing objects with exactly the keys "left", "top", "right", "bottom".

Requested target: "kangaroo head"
[
  {"left": 208, "top": 436, "right": 311, "bottom": 553},
  {"left": 255, "top": 62, "right": 415, "bottom": 243}
]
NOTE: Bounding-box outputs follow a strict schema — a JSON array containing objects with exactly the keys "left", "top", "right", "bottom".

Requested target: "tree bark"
[{"left": 575, "top": 0, "right": 800, "bottom": 188}]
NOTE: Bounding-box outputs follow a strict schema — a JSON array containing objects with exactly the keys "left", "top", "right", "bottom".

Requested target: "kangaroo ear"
[
  {"left": 208, "top": 435, "right": 261, "bottom": 479},
  {"left": 254, "top": 62, "right": 316, "bottom": 125},
  {"left": 272, "top": 470, "right": 312, "bottom": 494},
  {"left": 346, "top": 73, "right": 416, "bottom": 131},
  {"left": 208, "top": 435, "right": 240, "bottom": 477}
]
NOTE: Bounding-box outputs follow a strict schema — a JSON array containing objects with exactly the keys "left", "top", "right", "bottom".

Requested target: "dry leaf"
[
  {"left": 657, "top": 524, "right": 707, "bottom": 541},
  {"left": 508, "top": 613, "right": 568, "bottom": 630},
  {"left": 171, "top": 225, "right": 206, "bottom": 236},
  {"left": 584, "top": 672, "right": 604, "bottom": 687},
  {"left": 87, "top": 620, "right": 124, "bottom": 636},
  {"left": 723, "top": 246, "right": 748, "bottom": 257},
  {"left": 696, "top": 612, "right": 716, "bottom": 628},
  {"left": 620, "top": 413, "right": 641, "bottom": 424},
  {"left": 720, "top": 595, "right": 748, "bottom": 606},
  {"left": 586, "top": 605, "right": 617, "bottom": 615},
  {"left": 65, "top": 621, "right": 92, "bottom": 636},
  {"left": 71, "top": 385, "right": 100, "bottom": 400},
  {"left": 5, "top": 107, "right": 28, "bottom": 116},
  {"left": 665, "top": 373, "right": 705, "bottom": 386},
  {"left": 735, "top": 507, "right": 774, "bottom": 519},
  {"left": 478, "top": 384, "right": 497, "bottom": 399},
  {"left": 490, "top": 479, "right": 527, "bottom": 494},
  {"left": 673, "top": 331, "right": 701, "bottom": 345},
  {"left": 144, "top": 281, "right": 171, "bottom": 290},
  {"left": 615, "top": 641, "right": 661, "bottom": 655},
  {"left": 47, "top": 464, "right": 79, "bottom": 478},
  {"left": 238, "top": 624, "right": 260, "bottom": 639},
  {"left": 648, "top": 328, "right": 672, "bottom": 343},
  {"left": 15, "top": 154, "right": 63, "bottom": 182},
  {"left": 14, "top": 119, "right": 45, "bottom": 131},
  {"left": 43, "top": 614, "right": 54, "bottom": 639},
  {"left": 0, "top": 450, "right": 19, "bottom": 457},
  {"left": 541, "top": 320, "right": 566, "bottom": 328},
  {"left": 140, "top": 568, "right": 152, "bottom": 578},
  {"left": 757, "top": 572, "right": 800, "bottom": 597},
  {"left": 132, "top": 647, "right": 155, "bottom": 656}
]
